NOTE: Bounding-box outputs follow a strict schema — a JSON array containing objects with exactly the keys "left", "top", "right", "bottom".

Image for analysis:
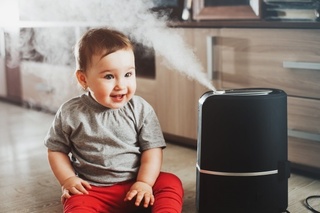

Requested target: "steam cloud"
[{"left": 6, "top": 0, "right": 216, "bottom": 91}]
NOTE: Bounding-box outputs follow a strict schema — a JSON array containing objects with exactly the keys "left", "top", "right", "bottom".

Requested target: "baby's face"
[{"left": 85, "top": 49, "right": 136, "bottom": 109}]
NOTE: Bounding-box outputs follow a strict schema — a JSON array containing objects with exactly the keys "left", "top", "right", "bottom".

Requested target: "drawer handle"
[
  {"left": 288, "top": 129, "right": 320, "bottom": 142},
  {"left": 206, "top": 36, "right": 217, "bottom": 80},
  {"left": 283, "top": 61, "right": 320, "bottom": 71}
]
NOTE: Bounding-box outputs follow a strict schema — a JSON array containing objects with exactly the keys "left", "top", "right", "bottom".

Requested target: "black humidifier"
[{"left": 196, "top": 88, "right": 290, "bottom": 213}]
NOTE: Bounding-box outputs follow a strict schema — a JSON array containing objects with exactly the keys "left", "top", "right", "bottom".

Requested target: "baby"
[{"left": 44, "top": 27, "right": 184, "bottom": 212}]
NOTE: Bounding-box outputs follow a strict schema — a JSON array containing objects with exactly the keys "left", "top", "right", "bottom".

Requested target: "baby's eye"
[
  {"left": 104, "top": 74, "right": 114, "bottom": 79},
  {"left": 125, "top": 72, "right": 133, "bottom": 77}
]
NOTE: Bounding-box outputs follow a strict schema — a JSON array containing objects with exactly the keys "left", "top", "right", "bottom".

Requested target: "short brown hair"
[{"left": 75, "top": 28, "right": 133, "bottom": 71}]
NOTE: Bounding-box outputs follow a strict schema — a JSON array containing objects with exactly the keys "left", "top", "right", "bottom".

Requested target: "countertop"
[{"left": 168, "top": 19, "right": 320, "bottom": 29}]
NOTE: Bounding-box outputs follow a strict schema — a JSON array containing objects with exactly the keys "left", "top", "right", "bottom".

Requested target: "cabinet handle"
[
  {"left": 288, "top": 129, "right": 320, "bottom": 142},
  {"left": 206, "top": 36, "right": 217, "bottom": 80},
  {"left": 283, "top": 61, "right": 320, "bottom": 71}
]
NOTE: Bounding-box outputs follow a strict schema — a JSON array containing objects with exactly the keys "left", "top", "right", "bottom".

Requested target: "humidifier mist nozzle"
[{"left": 212, "top": 90, "right": 225, "bottom": 95}]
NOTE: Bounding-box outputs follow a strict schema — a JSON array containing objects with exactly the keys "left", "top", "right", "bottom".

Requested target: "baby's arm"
[
  {"left": 47, "top": 149, "right": 91, "bottom": 202},
  {"left": 124, "top": 147, "right": 162, "bottom": 207}
]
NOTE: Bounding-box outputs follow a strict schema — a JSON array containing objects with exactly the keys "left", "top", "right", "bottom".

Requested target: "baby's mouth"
[{"left": 111, "top": 94, "right": 125, "bottom": 101}]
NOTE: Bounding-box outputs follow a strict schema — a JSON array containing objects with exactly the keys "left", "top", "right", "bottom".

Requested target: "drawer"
[
  {"left": 219, "top": 29, "right": 320, "bottom": 99},
  {"left": 288, "top": 97, "right": 320, "bottom": 135},
  {"left": 287, "top": 97, "right": 320, "bottom": 170},
  {"left": 288, "top": 136, "right": 320, "bottom": 169}
]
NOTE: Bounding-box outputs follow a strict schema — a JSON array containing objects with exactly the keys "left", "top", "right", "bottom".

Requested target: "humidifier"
[{"left": 196, "top": 88, "right": 290, "bottom": 213}]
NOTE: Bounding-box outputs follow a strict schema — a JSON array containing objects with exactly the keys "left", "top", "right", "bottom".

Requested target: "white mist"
[{"left": 17, "top": 0, "right": 216, "bottom": 90}]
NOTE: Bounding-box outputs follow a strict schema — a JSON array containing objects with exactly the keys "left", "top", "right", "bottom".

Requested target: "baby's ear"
[{"left": 76, "top": 70, "right": 87, "bottom": 90}]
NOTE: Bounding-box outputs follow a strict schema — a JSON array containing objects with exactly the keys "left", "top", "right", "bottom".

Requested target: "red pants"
[{"left": 64, "top": 172, "right": 184, "bottom": 213}]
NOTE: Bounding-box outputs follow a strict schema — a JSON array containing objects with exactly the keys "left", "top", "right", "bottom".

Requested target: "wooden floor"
[{"left": 0, "top": 101, "right": 319, "bottom": 213}]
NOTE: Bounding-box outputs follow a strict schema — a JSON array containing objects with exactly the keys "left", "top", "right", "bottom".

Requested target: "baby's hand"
[
  {"left": 124, "top": 181, "right": 154, "bottom": 208},
  {"left": 61, "top": 176, "right": 92, "bottom": 202}
]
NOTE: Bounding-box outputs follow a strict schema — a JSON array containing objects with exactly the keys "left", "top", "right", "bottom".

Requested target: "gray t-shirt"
[{"left": 44, "top": 92, "right": 166, "bottom": 186}]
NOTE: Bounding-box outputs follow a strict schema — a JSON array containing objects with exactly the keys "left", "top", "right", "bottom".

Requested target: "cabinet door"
[
  {"left": 193, "top": 28, "right": 221, "bottom": 142},
  {"left": 156, "top": 28, "right": 220, "bottom": 142},
  {"left": 219, "top": 28, "right": 320, "bottom": 171},
  {"left": 136, "top": 78, "right": 157, "bottom": 112},
  {"left": 193, "top": 28, "right": 221, "bottom": 96},
  {"left": 156, "top": 28, "right": 196, "bottom": 140},
  {"left": 288, "top": 97, "right": 320, "bottom": 169},
  {"left": 219, "top": 28, "right": 320, "bottom": 99}
]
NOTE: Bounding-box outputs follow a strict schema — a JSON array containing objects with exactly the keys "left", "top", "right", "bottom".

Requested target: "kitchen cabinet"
[
  {"left": 155, "top": 28, "right": 196, "bottom": 141},
  {"left": 155, "top": 28, "right": 220, "bottom": 145},
  {"left": 219, "top": 29, "right": 320, "bottom": 99},
  {"left": 218, "top": 28, "right": 320, "bottom": 172},
  {"left": 155, "top": 27, "right": 320, "bottom": 173}
]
